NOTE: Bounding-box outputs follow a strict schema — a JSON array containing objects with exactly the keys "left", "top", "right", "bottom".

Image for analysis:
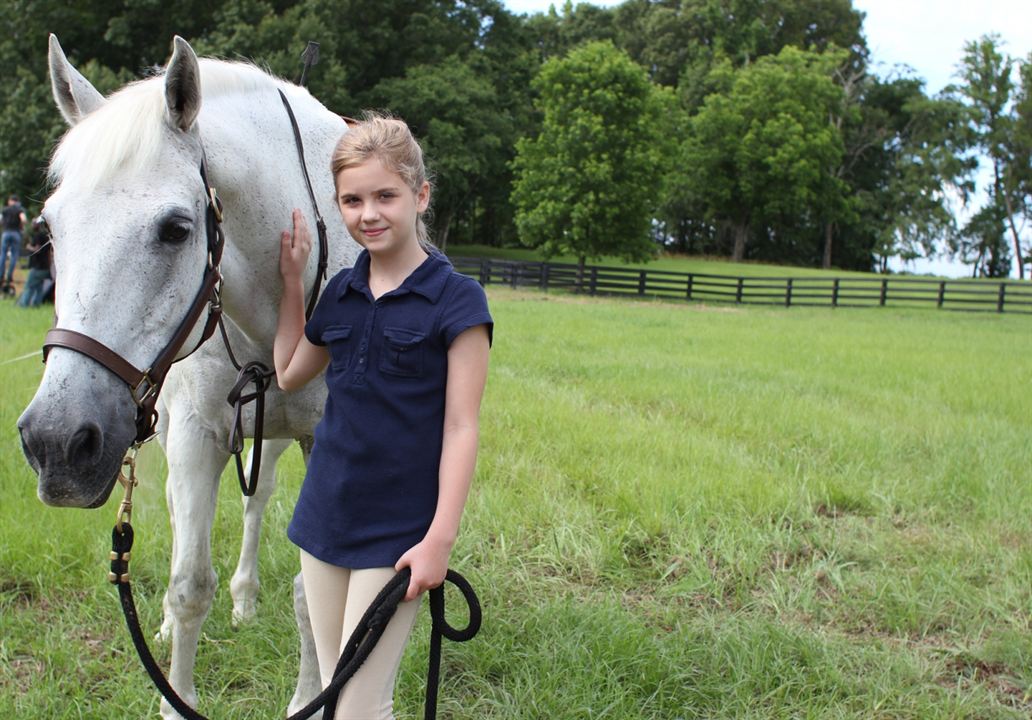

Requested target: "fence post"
[
  {"left": 686, "top": 274, "right": 694, "bottom": 301},
  {"left": 879, "top": 278, "right": 888, "bottom": 306},
  {"left": 540, "top": 263, "right": 550, "bottom": 291},
  {"left": 479, "top": 259, "right": 490, "bottom": 286},
  {"left": 785, "top": 278, "right": 793, "bottom": 308},
  {"left": 937, "top": 281, "right": 946, "bottom": 308},
  {"left": 510, "top": 262, "right": 520, "bottom": 289},
  {"left": 998, "top": 283, "right": 1006, "bottom": 313},
  {"left": 589, "top": 267, "right": 598, "bottom": 295},
  {"left": 832, "top": 278, "right": 840, "bottom": 307},
  {"left": 638, "top": 269, "right": 647, "bottom": 296},
  {"left": 736, "top": 277, "right": 744, "bottom": 303}
]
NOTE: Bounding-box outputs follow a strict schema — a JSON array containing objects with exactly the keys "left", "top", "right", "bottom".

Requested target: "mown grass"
[{"left": 2, "top": 287, "right": 1031, "bottom": 718}]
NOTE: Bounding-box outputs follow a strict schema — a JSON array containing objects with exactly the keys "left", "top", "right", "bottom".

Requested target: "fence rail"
[{"left": 450, "top": 257, "right": 1032, "bottom": 314}]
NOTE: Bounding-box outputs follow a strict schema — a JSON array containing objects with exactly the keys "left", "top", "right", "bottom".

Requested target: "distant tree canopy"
[
  {"left": 511, "top": 41, "right": 672, "bottom": 266},
  {"left": 1, "top": 0, "right": 1029, "bottom": 275}
]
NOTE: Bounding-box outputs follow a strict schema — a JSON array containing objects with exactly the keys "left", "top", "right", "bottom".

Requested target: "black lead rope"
[{"left": 111, "top": 523, "right": 481, "bottom": 720}]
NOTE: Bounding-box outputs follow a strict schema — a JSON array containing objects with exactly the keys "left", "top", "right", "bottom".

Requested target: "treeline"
[{"left": 1, "top": 0, "right": 1030, "bottom": 275}]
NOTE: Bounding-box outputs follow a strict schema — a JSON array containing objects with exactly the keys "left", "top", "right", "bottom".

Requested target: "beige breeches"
[{"left": 300, "top": 550, "right": 422, "bottom": 720}]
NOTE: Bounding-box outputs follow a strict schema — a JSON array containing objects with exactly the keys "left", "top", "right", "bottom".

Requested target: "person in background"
[
  {"left": 18, "top": 217, "right": 51, "bottom": 307},
  {"left": 1, "top": 194, "right": 27, "bottom": 292}
]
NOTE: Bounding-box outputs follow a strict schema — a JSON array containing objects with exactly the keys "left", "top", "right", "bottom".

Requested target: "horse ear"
[
  {"left": 164, "top": 36, "right": 202, "bottom": 132},
  {"left": 48, "top": 34, "right": 106, "bottom": 125}
]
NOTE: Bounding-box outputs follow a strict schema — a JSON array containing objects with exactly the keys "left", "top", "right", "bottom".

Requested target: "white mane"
[{"left": 49, "top": 59, "right": 290, "bottom": 190}]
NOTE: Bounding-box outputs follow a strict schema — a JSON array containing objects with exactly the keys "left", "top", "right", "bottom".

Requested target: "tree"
[
  {"left": 680, "top": 46, "right": 847, "bottom": 262},
  {"left": 829, "top": 75, "right": 972, "bottom": 273},
  {"left": 371, "top": 56, "right": 509, "bottom": 249},
  {"left": 951, "top": 34, "right": 1027, "bottom": 278},
  {"left": 510, "top": 41, "right": 672, "bottom": 270},
  {"left": 1009, "top": 53, "right": 1032, "bottom": 266}
]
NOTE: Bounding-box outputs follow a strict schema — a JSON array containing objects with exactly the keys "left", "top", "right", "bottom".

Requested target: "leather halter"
[{"left": 42, "top": 158, "right": 226, "bottom": 445}]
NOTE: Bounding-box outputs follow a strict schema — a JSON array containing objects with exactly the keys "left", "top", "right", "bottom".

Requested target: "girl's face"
[{"left": 335, "top": 158, "right": 429, "bottom": 255}]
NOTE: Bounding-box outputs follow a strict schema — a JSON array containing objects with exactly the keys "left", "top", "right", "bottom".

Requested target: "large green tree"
[
  {"left": 511, "top": 40, "right": 673, "bottom": 268},
  {"left": 951, "top": 34, "right": 1027, "bottom": 278},
  {"left": 680, "top": 46, "right": 847, "bottom": 262}
]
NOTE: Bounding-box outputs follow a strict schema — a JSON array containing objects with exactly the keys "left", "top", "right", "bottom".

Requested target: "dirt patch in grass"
[
  {"left": 0, "top": 577, "right": 37, "bottom": 608},
  {"left": 942, "top": 656, "right": 1032, "bottom": 713}
]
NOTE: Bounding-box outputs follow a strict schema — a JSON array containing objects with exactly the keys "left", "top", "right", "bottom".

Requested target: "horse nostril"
[
  {"left": 64, "top": 422, "right": 104, "bottom": 467},
  {"left": 18, "top": 421, "right": 44, "bottom": 472}
]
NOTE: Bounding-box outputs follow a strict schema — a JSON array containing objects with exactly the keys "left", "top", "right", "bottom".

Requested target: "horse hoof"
[
  {"left": 156, "top": 616, "right": 173, "bottom": 642},
  {"left": 231, "top": 598, "right": 258, "bottom": 626},
  {"left": 160, "top": 692, "right": 199, "bottom": 720}
]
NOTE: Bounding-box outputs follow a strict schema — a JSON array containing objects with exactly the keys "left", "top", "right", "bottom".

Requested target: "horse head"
[{"left": 19, "top": 35, "right": 218, "bottom": 508}]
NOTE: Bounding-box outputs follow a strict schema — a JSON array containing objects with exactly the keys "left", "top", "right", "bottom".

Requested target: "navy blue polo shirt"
[{"left": 287, "top": 250, "right": 493, "bottom": 568}]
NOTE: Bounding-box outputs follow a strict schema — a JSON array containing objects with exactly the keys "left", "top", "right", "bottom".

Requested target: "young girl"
[{"left": 274, "top": 115, "right": 492, "bottom": 720}]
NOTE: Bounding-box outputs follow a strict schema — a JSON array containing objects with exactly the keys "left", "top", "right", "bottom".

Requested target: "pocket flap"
[
  {"left": 383, "top": 326, "right": 425, "bottom": 348},
  {"left": 322, "top": 324, "right": 352, "bottom": 342}
]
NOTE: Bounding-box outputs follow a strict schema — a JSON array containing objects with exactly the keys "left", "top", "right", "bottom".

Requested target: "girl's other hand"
[
  {"left": 279, "top": 208, "right": 312, "bottom": 282},
  {"left": 394, "top": 535, "right": 452, "bottom": 602}
]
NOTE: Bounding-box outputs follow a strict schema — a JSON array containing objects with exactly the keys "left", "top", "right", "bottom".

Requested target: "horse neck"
[{"left": 200, "top": 86, "right": 352, "bottom": 352}]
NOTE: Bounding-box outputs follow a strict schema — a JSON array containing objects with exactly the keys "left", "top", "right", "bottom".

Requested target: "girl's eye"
[
  {"left": 340, "top": 197, "right": 360, "bottom": 206},
  {"left": 379, "top": 192, "right": 396, "bottom": 201}
]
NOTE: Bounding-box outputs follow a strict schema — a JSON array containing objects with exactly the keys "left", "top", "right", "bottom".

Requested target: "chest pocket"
[
  {"left": 379, "top": 326, "right": 426, "bottom": 377},
  {"left": 322, "top": 324, "right": 353, "bottom": 371}
]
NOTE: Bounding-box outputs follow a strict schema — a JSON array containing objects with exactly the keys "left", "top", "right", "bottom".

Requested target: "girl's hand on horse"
[
  {"left": 279, "top": 208, "right": 311, "bottom": 282},
  {"left": 395, "top": 534, "right": 453, "bottom": 602}
]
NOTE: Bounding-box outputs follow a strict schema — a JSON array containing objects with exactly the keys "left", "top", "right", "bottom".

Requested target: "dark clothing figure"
[
  {"left": 1, "top": 199, "right": 26, "bottom": 286},
  {"left": 18, "top": 228, "right": 51, "bottom": 307}
]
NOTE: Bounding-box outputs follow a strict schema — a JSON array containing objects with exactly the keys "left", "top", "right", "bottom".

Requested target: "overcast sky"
[{"left": 502, "top": 0, "right": 1032, "bottom": 276}]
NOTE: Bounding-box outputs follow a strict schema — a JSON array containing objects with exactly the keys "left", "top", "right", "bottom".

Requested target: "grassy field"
[{"left": 1, "top": 287, "right": 1031, "bottom": 718}]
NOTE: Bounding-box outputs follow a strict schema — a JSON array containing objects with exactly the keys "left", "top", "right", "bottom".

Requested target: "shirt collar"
[{"left": 338, "top": 249, "right": 452, "bottom": 303}]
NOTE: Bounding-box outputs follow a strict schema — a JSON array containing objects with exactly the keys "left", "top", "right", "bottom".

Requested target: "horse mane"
[{"left": 49, "top": 59, "right": 289, "bottom": 190}]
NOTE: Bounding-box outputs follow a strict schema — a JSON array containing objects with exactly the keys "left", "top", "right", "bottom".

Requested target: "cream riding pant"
[{"left": 300, "top": 550, "right": 422, "bottom": 720}]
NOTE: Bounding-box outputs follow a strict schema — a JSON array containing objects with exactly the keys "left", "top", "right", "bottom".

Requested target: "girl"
[{"left": 274, "top": 115, "right": 492, "bottom": 720}]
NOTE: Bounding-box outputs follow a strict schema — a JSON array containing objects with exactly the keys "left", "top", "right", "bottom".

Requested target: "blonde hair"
[{"left": 330, "top": 113, "right": 434, "bottom": 250}]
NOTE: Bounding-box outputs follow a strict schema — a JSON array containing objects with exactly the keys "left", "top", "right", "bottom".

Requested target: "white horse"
[{"left": 17, "top": 35, "right": 360, "bottom": 718}]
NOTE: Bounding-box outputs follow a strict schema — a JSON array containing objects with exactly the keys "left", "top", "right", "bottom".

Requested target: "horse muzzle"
[{"left": 18, "top": 358, "right": 137, "bottom": 508}]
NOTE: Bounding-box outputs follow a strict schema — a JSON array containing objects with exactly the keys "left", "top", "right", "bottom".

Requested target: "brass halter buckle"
[
  {"left": 208, "top": 186, "right": 224, "bottom": 224},
  {"left": 115, "top": 450, "right": 139, "bottom": 533}
]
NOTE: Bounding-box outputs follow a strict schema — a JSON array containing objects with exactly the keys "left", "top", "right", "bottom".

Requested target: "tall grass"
[{"left": 2, "top": 289, "right": 1030, "bottom": 718}]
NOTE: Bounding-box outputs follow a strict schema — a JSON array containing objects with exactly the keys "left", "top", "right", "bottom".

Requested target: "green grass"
[{"left": 2, "top": 288, "right": 1032, "bottom": 718}]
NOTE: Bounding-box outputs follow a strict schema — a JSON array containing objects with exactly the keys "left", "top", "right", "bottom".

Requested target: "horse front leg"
[
  {"left": 229, "top": 438, "right": 291, "bottom": 625},
  {"left": 288, "top": 435, "right": 322, "bottom": 716},
  {"left": 160, "top": 420, "right": 229, "bottom": 720}
]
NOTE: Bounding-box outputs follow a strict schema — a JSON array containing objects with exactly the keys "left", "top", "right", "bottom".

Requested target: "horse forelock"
[{"left": 49, "top": 59, "right": 289, "bottom": 192}]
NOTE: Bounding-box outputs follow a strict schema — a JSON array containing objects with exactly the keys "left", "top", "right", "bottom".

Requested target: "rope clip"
[{"left": 115, "top": 449, "right": 140, "bottom": 533}]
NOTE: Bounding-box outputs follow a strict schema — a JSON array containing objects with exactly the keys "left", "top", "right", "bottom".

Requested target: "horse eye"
[{"left": 159, "top": 221, "right": 191, "bottom": 244}]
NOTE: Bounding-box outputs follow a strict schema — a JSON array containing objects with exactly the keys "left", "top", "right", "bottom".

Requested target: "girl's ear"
[{"left": 416, "top": 181, "right": 430, "bottom": 214}]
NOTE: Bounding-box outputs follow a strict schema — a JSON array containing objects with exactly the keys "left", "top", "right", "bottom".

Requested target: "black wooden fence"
[{"left": 451, "top": 257, "right": 1032, "bottom": 314}]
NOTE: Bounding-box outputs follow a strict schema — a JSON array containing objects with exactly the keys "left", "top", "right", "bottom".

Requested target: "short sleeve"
[{"left": 439, "top": 275, "right": 493, "bottom": 348}]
